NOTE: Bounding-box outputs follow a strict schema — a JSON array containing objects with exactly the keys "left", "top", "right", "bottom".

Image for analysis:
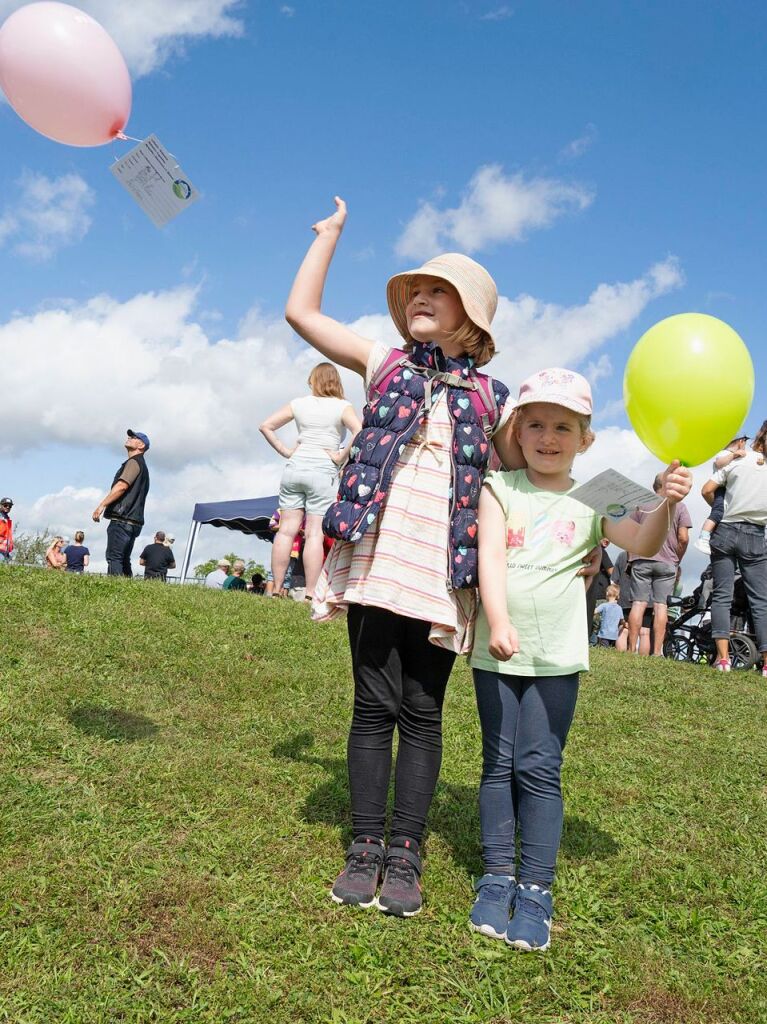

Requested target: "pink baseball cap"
[{"left": 516, "top": 368, "right": 593, "bottom": 416}]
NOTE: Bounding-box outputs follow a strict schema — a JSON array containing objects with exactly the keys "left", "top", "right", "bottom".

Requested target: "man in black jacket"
[{"left": 92, "top": 430, "right": 151, "bottom": 576}]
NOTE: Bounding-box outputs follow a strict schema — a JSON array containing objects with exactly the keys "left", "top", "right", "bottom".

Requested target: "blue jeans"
[
  {"left": 473, "top": 670, "right": 579, "bottom": 886},
  {"left": 105, "top": 520, "right": 142, "bottom": 577},
  {"left": 710, "top": 521, "right": 767, "bottom": 651}
]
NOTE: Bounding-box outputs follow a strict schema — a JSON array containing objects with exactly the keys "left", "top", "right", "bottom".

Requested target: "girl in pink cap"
[
  {"left": 468, "top": 368, "right": 692, "bottom": 951},
  {"left": 285, "top": 196, "right": 520, "bottom": 917}
]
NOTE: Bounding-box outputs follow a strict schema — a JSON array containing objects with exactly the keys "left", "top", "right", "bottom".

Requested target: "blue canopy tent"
[{"left": 179, "top": 495, "right": 278, "bottom": 583}]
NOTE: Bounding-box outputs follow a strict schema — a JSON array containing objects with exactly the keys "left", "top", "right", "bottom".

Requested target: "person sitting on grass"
[
  {"left": 593, "top": 584, "right": 624, "bottom": 647},
  {"left": 223, "top": 560, "right": 247, "bottom": 591},
  {"left": 468, "top": 368, "right": 692, "bottom": 953}
]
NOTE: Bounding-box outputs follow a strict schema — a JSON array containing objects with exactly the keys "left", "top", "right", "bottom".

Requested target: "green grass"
[{"left": 2, "top": 567, "right": 766, "bottom": 1024}]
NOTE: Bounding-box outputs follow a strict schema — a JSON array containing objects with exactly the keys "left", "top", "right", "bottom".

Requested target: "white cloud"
[
  {"left": 584, "top": 353, "right": 612, "bottom": 387},
  {"left": 559, "top": 123, "right": 598, "bottom": 161},
  {"left": 396, "top": 164, "right": 594, "bottom": 260},
  {"left": 0, "top": 1, "right": 244, "bottom": 78},
  {"left": 480, "top": 5, "right": 513, "bottom": 20},
  {"left": 0, "top": 288, "right": 370, "bottom": 467},
  {"left": 0, "top": 173, "right": 94, "bottom": 261},
  {"left": 489, "top": 256, "right": 685, "bottom": 391},
  {"left": 280, "top": 4, "right": 295, "bottom": 16}
]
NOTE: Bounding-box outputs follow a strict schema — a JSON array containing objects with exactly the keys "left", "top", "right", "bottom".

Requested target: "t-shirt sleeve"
[
  {"left": 482, "top": 471, "right": 510, "bottom": 518},
  {"left": 140, "top": 546, "right": 149, "bottom": 559},
  {"left": 364, "top": 343, "right": 391, "bottom": 390},
  {"left": 84, "top": 548, "right": 90, "bottom": 556},
  {"left": 677, "top": 502, "right": 692, "bottom": 529},
  {"left": 589, "top": 511, "right": 605, "bottom": 549},
  {"left": 712, "top": 464, "right": 730, "bottom": 486},
  {"left": 119, "top": 459, "right": 141, "bottom": 486}
]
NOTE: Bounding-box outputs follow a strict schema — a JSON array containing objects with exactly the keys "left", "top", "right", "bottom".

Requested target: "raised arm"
[
  {"left": 285, "top": 197, "right": 375, "bottom": 377},
  {"left": 604, "top": 460, "right": 692, "bottom": 555}
]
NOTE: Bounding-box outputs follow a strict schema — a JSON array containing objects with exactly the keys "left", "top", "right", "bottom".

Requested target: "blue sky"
[{"left": 1, "top": 0, "right": 765, "bottom": 580}]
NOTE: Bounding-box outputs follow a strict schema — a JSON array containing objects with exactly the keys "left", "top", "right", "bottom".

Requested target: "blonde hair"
[
  {"left": 308, "top": 362, "right": 344, "bottom": 399},
  {"left": 512, "top": 405, "right": 595, "bottom": 453},
  {"left": 606, "top": 584, "right": 620, "bottom": 601},
  {"left": 75, "top": 531, "right": 85, "bottom": 544}
]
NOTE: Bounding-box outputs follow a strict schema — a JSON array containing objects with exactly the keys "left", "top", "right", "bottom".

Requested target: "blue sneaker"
[
  {"left": 505, "top": 884, "right": 553, "bottom": 951},
  {"left": 469, "top": 873, "right": 516, "bottom": 940}
]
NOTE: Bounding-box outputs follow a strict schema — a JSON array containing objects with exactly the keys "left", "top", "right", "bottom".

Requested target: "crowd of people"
[{"left": 2, "top": 195, "right": 765, "bottom": 956}]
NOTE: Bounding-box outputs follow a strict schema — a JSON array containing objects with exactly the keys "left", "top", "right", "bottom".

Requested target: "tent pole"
[{"left": 179, "top": 520, "right": 200, "bottom": 584}]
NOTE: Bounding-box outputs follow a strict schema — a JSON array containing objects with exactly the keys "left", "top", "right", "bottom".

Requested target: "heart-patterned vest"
[{"left": 323, "top": 342, "right": 509, "bottom": 589}]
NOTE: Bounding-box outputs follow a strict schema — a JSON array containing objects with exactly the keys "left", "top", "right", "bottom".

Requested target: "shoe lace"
[
  {"left": 346, "top": 850, "right": 381, "bottom": 879},
  {"left": 384, "top": 856, "right": 417, "bottom": 887},
  {"left": 517, "top": 889, "right": 549, "bottom": 920},
  {"left": 478, "top": 880, "right": 511, "bottom": 904}
]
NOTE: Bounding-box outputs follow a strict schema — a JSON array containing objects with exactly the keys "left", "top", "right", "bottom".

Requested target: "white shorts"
[{"left": 278, "top": 458, "right": 339, "bottom": 517}]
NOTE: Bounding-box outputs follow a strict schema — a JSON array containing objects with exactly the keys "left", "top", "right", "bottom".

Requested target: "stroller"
[{"left": 663, "top": 565, "right": 759, "bottom": 670}]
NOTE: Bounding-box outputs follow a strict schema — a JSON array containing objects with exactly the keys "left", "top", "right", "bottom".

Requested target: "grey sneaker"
[
  {"left": 376, "top": 838, "right": 422, "bottom": 917},
  {"left": 330, "top": 837, "right": 385, "bottom": 908},
  {"left": 469, "top": 873, "right": 516, "bottom": 940}
]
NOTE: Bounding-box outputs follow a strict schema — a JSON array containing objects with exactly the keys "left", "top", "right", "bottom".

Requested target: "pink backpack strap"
[
  {"left": 369, "top": 347, "right": 500, "bottom": 437},
  {"left": 368, "top": 347, "right": 411, "bottom": 399},
  {"left": 469, "top": 372, "right": 500, "bottom": 439}
]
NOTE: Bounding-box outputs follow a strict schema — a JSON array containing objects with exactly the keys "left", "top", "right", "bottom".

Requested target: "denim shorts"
[
  {"left": 629, "top": 559, "right": 676, "bottom": 605},
  {"left": 278, "top": 458, "right": 339, "bottom": 517}
]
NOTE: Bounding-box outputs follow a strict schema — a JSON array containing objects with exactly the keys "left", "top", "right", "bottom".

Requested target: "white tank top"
[{"left": 290, "top": 396, "right": 351, "bottom": 462}]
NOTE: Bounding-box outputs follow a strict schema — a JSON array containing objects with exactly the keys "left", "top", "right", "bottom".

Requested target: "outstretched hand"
[
  {"left": 660, "top": 459, "right": 693, "bottom": 502},
  {"left": 312, "top": 196, "right": 347, "bottom": 237}
]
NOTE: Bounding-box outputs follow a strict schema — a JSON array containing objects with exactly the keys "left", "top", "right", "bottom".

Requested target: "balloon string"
[
  {"left": 114, "top": 131, "right": 143, "bottom": 143},
  {"left": 633, "top": 497, "right": 671, "bottom": 532}
]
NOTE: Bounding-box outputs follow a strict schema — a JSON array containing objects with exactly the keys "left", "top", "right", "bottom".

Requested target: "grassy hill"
[{"left": 2, "top": 567, "right": 766, "bottom": 1024}]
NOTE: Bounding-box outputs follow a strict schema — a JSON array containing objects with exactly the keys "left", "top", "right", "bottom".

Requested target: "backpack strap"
[
  {"left": 469, "top": 373, "right": 500, "bottom": 439},
  {"left": 368, "top": 347, "right": 412, "bottom": 399}
]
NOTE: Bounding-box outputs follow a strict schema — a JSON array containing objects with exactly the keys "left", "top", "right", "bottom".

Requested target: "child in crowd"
[
  {"left": 694, "top": 434, "right": 749, "bottom": 554},
  {"left": 593, "top": 583, "right": 624, "bottom": 647},
  {"left": 285, "top": 196, "right": 522, "bottom": 917},
  {"left": 469, "top": 368, "right": 691, "bottom": 951}
]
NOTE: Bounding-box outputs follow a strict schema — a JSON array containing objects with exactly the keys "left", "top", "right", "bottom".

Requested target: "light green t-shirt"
[{"left": 471, "top": 470, "right": 604, "bottom": 677}]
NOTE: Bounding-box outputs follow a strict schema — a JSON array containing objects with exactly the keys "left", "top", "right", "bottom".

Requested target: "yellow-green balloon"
[{"left": 624, "top": 313, "right": 754, "bottom": 466}]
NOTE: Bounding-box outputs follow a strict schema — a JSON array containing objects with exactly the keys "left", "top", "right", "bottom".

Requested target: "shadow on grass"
[
  {"left": 68, "top": 704, "right": 160, "bottom": 742},
  {"left": 272, "top": 731, "right": 619, "bottom": 875}
]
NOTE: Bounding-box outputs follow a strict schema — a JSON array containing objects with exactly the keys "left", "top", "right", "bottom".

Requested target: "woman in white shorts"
[{"left": 260, "top": 362, "right": 361, "bottom": 599}]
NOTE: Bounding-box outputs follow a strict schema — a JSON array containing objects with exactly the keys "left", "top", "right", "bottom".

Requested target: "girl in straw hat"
[
  {"left": 286, "top": 197, "right": 521, "bottom": 917},
  {"left": 468, "top": 369, "right": 691, "bottom": 951}
]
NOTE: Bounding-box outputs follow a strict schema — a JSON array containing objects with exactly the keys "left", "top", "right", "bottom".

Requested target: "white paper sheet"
[
  {"left": 569, "top": 469, "right": 659, "bottom": 520},
  {"left": 110, "top": 134, "right": 200, "bottom": 228}
]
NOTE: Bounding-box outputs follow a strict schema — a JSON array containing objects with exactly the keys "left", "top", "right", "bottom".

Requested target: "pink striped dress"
[{"left": 312, "top": 345, "right": 511, "bottom": 654}]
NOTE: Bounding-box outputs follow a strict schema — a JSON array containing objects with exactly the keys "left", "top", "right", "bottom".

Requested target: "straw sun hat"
[{"left": 386, "top": 253, "right": 498, "bottom": 348}]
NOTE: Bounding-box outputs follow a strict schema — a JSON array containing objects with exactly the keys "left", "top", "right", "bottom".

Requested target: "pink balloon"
[{"left": 0, "top": 2, "right": 131, "bottom": 147}]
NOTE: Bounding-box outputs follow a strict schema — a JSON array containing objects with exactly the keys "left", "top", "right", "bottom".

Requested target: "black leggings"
[{"left": 346, "top": 605, "right": 456, "bottom": 844}]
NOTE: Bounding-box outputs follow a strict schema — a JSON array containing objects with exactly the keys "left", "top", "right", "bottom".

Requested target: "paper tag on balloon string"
[
  {"left": 110, "top": 134, "right": 200, "bottom": 227},
  {"left": 569, "top": 469, "right": 659, "bottom": 520}
]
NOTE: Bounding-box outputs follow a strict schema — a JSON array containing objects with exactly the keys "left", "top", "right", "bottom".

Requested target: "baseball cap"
[
  {"left": 730, "top": 434, "right": 750, "bottom": 443},
  {"left": 217, "top": 558, "right": 232, "bottom": 568},
  {"left": 516, "top": 368, "right": 593, "bottom": 416},
  {"left": 127, "top": 429, "right": 150, "bottom": 450},
  {"left": 0, "top": 497, "right": 12, "bottom": 506}
]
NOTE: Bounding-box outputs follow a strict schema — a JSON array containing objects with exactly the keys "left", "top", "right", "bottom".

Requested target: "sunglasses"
[{"left": 1, "top": 503, "right": 12, "bottom": 509}]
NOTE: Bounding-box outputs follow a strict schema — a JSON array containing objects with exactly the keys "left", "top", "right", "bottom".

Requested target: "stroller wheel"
[
  {"left": 728, "top": 633, "right": 758, "bottom": 671},
  {"left": 663, "top": 634, "right": 694, "bottom": 662}
]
